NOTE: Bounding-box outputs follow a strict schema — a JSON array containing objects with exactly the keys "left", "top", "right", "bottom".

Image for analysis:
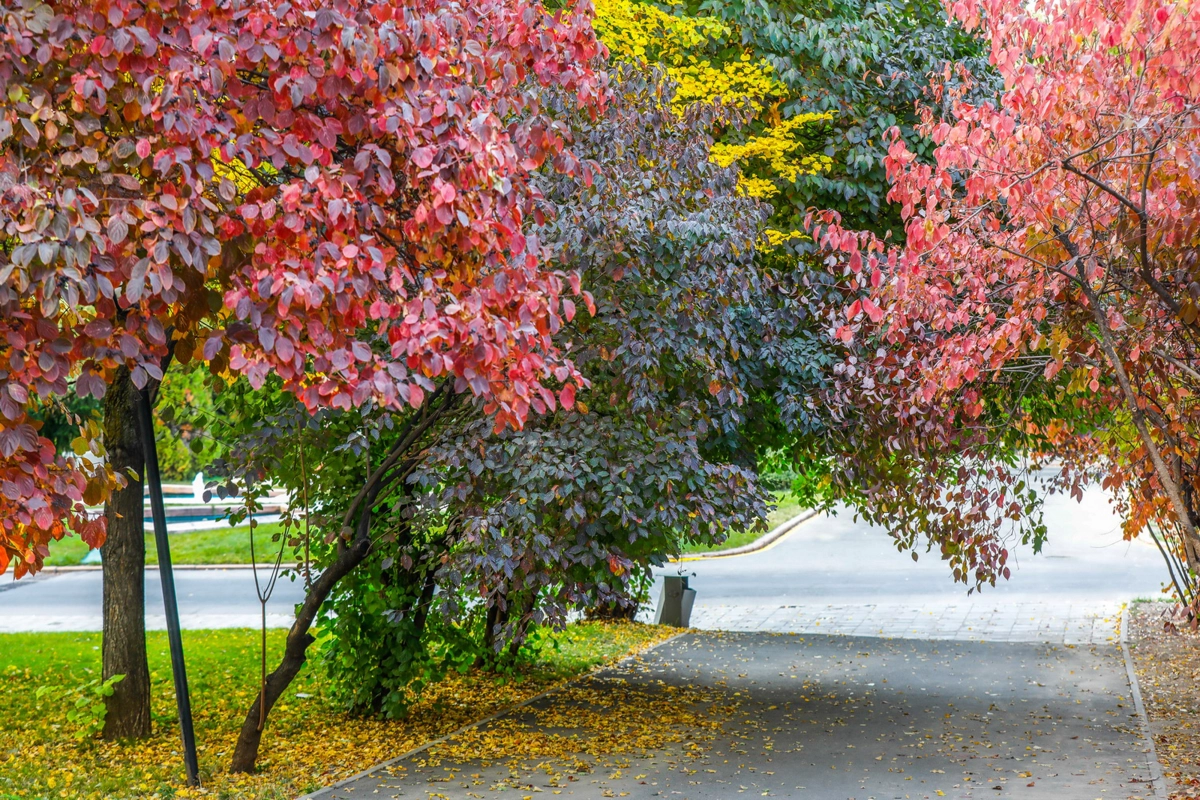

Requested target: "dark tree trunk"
[
  {"left": 229, "top": 497, "right": 375, "bottom": 773},
  {"left": 481, "top": 600, "right": 509, "bottom": 657},
  {"left": 507, "top": 594, "right": 538, "bottom": 660},
  {"left": 409, "top": 525, "right": 452, "bottom": 640},
  {"left": 101, "top": 367, "right": 152, "bottom": 740},
  {"left": 586, "top": 600, "right": 638, "bottom": 621},
  {"left": 410, "top": 564, "right": 439, "bottom": 638},
  {"left": 229, "top": 382, "right": 455, "bottom": 773}
]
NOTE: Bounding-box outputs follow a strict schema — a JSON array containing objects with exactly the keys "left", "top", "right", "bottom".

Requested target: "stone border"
[
  {"left": 36, "top": 512, "right": 820, "bottom": 574},
  {"left": 1120, "top": 605, "right": 1169, "bottom": 800},
  {"left": 296, "top": 631, "right": 690, "bottom": 800},
  {"left": 675, "top": 509, "right": 818, "bottom": 561},
  {"left": 40, "top": 563, "right": 260, "bottom": 574}
]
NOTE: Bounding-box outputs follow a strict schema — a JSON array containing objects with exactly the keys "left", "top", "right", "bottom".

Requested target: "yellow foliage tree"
[{"left": 593, "top": 0, "right": 833, "bottom": 243}]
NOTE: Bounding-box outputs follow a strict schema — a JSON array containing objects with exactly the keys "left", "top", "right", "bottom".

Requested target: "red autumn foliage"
[
  {"left": 0, "top": 0, "right": 603, "bottom": 576},
  {"left": 811, "top": 0, "right": 1200, "bottom": 589}
]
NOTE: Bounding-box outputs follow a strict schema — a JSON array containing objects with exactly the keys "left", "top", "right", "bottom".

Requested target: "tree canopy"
[
  {"left": 0, "top": 0, "right": 603, "bottom": 576},
  {"left": 209, "top": 62, "right": 773, "bottom": 718},
  {"left": 809, "top": 0, "right": 1200, "bottom": 589},
  {"left": 691, "top": 0, "right": 994, "bottom": 235}
]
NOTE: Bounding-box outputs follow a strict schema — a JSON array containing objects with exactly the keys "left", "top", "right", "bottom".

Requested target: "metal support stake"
[{"left": 136, "top": 388, "right": 201, "bottom": 787}]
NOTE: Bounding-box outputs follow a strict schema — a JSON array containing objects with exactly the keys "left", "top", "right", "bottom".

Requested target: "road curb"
[
  {"left": 674, "top": 509, "right": 818, "bottom": 562},
  {"left": 1120, "top": 605, "right": 1169, "bottom": 800},
  {"left": 296, "top": 629, "right": 691, "bottom": 800},
  {"left": 40, "top": 563, "right": 261, "bottom": 574}
]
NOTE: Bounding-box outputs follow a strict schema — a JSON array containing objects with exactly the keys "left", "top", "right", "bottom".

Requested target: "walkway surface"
[
  {"left": 308, "top": 632, "right": 1154, "bottom": 800},
  {"left": 302, "top": 485, "right": 1166, "bottom": 800},
  {"left": 1, "top": 481, "right": 1170, "bottom": 799}
]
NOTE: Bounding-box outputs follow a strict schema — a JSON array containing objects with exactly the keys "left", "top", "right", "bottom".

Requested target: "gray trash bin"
[{"left": 654, "top": 575, "right": 696, "bottom": 627}]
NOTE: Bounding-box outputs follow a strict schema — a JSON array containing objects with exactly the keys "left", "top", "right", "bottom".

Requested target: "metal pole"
[{"left": 136, "top": 387, "right": 201, "bottom": 787}]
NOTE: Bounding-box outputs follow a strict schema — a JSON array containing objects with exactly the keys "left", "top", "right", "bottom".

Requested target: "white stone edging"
[
  {"left": 1120, "top": 605, "right": 1169, "bottom": 800},
  {"left": 674, "top": 509, "right": 817, "bottom": 561}
]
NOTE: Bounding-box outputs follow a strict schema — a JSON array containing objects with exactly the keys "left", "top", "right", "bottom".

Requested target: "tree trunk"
[
  {"left": 410, "top": 564, "right": 439, "bottom": 638},
  {"left": 229, "top": 383, "right": 455, "bottom": 772},
  {"left": 507, "top": 594, "right": 538, "bottom": 660},
  {"left": 101, "top": 367, "right": 152, "bottom": 740},
  {"left": 229, "top": 499, "right": 375, "bottom": 773},
  {"left": 481, "top": 600, "right": 509, "bottom": 660},
  {"left": 586, "top": 600, "right": 638, "bottom": 621}
]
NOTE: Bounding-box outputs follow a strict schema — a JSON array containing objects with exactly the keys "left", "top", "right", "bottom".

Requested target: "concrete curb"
[
  {"left": 40, "top": 563, "right": 262, "bottom": 574},
  {"left": 1120, "top": 605, "right": 1169, "bottom": 800},
  {"left": 673, "top": 509, "right": 818, "bottom": 562},
  {"left": 296, "top": 630, "right": 691, "bottom": 800},
  {"left": 42, "top": 512, "right": 822, "bottom": 573}
]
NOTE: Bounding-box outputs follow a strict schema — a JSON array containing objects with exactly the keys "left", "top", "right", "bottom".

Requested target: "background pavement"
[
  {"left": 650, "top": 484, "right": 1168, "bottom": 645},
  {"left": 0, "top": 567, "right": 303, "bottom": 632},
  {"left": 0, "top": 482, "right": 1169, "bottom": 637}
]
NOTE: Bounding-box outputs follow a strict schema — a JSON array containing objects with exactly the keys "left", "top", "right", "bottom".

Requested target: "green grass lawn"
[
  {"left": 44, "top": 496, "right": 812, "bottom": 566},
  {"left": 44, "top": 522, "right": 286, "bottom": 567},
  {"left": 0, "top": 622, "right": 676, "bottom": 799},
  {"left": 679, "top": 492, "right": 809, "bottom": 555}
]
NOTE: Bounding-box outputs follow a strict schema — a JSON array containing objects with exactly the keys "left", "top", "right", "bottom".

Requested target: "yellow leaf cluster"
[
  {"left": 593, "top": 0, "right": 835, "bottom": 212},
  {"left": 761, "top": 228, "right": 809, "bottom": 248},
  {"left": 593, "top": 0, "right": 782, "bottom": 109},
  {"left": 710, "top": 112, "right": 836, "bottom": 198}
]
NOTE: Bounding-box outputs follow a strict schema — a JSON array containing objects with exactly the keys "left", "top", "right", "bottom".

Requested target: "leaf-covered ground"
[
  {"left": 0, "top": 622, "right": 676, "bottom": 799},
  {"left": 1130, "top": 602, "right": 1200, "bottom": 799}
]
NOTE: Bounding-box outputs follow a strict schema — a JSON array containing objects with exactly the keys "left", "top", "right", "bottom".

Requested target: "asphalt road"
[
  {"left": 311, "top": 631, "right": 1154, "bottom": 800},
  {"left": 662, "top": 484, "right": 1167, "bottom": 606},
  {"left": 0, "top": 483, "right": 1169, "bottom": 633},
  {"left": 0, "top": 567, "right": 306, "bottom": 633}
]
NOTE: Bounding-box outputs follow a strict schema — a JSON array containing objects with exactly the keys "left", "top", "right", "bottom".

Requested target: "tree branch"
[{"left": 1061, "top": 157, "right": 1181, "bottom": 315}]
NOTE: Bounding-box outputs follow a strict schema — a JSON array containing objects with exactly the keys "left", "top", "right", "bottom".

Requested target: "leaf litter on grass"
[{"left": 0, "top": 622, "right": 678, "bottom": 800}]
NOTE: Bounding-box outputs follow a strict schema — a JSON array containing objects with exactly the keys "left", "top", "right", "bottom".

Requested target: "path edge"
[
  {"left": 675, "top": 509, "right": 818, "bottom": 562},
  {"left": 40, "top": 563, "right": 260, "bottom": 574},
  {"left": 36, "top": 511, "right": 820, "bottom": 573},
  {"left": 295, "top": 629, "right": 691, "bottom": 800},
  {"left": 1120, "top": 605, "right": 1169, "bottom": 800}
]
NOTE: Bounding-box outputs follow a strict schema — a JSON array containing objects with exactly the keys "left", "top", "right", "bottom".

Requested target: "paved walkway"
[
  {"left": 1, "top": 479, "right": 1167, "bottom": 799},
  {"left": 688, "top": 601, "right": 1120, "bottom": 645},
  {"left": 301, "top": 486, "right": 1163, "bottom": 799},
  {"left": 309, "top": 632, "right": 1155, "bottom": 800}
]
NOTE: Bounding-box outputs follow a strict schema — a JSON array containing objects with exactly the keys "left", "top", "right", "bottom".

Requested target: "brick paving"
[{"left": 682, "top": 600, "right": 1120, "bottom": 644}]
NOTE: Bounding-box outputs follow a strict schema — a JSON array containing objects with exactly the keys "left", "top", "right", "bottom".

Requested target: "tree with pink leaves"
[
  {"left": 811, "top": 0, "right": 1200, "bottom": 597},
  {"left": 2, "top": 0, "right": 602, "bottom": 757}
]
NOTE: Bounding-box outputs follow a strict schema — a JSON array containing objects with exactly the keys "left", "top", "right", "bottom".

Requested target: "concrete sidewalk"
[
  {"left": 686, "top": 600, "right": 1121, "bottom": 645},
  {"left": 307, "top": 632, "right": 1153, "bottom": 800}
]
